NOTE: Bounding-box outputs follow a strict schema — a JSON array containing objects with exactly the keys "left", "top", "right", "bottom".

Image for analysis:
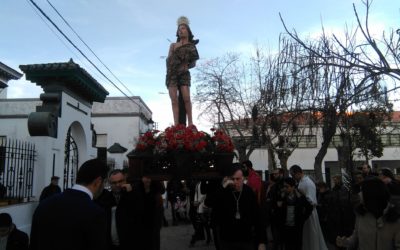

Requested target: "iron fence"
[{"left": 0, "top": 139, "right": 35, "bottom": 204}]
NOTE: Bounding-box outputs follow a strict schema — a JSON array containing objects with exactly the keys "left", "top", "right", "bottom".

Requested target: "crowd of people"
[
  {"left": 28, "top": 159, "right": 166, "bottom": 250},
  {"left": 178, "top": 161, "right": 400, "bottom": 250},
  {"left": 2, "top": 158, "right": 400, "bottom": 250}
]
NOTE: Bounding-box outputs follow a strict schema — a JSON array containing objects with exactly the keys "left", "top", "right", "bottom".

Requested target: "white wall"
[
  {"left": 0, "top": 88, "right": 7, "bottom": 99},
  {"left": 0, "top": 202, "right": 38, "bottom": 234},
  {"left": 248, "top": 139, "right": 400, "bottom": 174},
  {"left": 0, "top": 118, "right": 30, "bottom": 140},
  {"left": 92, "top": 116, "right": 139, "bottom": 168},
  {"left": 91, "top": 97, "right": 152, "bottom": 169}
]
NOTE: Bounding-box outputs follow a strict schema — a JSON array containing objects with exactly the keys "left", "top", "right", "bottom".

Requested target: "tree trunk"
[
  {"left": 265, "top": 136, "right": 276, "bottom": 171},
  {"left": 267, "top": 147, "right": 276, "bottom": 171},
  {"left": 236, "top": 142, "right": 247, "bottom": 163},
  {"left": 245, "top": 147, "right": 255, "bottom": 163},
  {"left": 278, "top": 154, "right": 288, "bottom": 171},
  {"left": 314, "top": 124, "right": 338, "bottom": 181},
  {"left": 314, "top": 144, "right": 327, "bottom": 182},
  {"left": 314, "top": 109, "right": 340, "bottom": 182}
]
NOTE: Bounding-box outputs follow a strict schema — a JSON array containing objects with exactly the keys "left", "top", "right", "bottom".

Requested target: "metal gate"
[
  {"left": 64, "top": 128, "right": 78, "bottom": 190},
  {"left": 0, "top": 139, "right": 35, "bottom": 203}
]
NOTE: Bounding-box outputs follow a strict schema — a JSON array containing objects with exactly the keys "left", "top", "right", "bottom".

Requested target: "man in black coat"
[
  {"left": 95, "top": 169, "right": 136, "bottom": 250},
  {"left": 278, "top": 178, "right": 313, "bottom": 250},
  {"left": 212, "top": 164, "right": 267, "bottom": 250},
  {"left": 133, "top": 176, "right": 165, "bottom": 250},
  {"left": 39, "top": 176, "right": 61, "bottom": 202},
  {"left": 326, "top": 175, "right": 354, "bottom": 246},
  {"left": 0, "top": 213, "right": 29, "bottom": 250},
  {"left": 29, "top": 158, "right": 109, "bottom": 250}
]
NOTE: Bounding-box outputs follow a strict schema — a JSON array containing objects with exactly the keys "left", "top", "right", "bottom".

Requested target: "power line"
[
  {"left": 26, "top": 0, "right": 140, "bottom": 108},
  {"left": 25, "top": 0, "right": 95, "bottom": 75},
  {"left": 46, "top": 0, "right": 135, "bottom": 97}
]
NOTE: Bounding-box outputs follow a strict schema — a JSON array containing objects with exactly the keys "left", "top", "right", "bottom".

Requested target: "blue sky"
[{"left": 1, "top": 0, "right": 398, "bottom": 130}]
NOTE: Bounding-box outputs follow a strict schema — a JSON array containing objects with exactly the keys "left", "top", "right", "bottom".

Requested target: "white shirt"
[
  {"left": 298, "top": 175, "right": 317, "bottom": 205},
  {"left": 71, "top": 184, "right": 93, "bottom": 200},
  {"left": 0, "top": 235, "right": 8, "bottom": 250},
  {"left": 194, "top": 182, "right": 206, "bottom": 213}
]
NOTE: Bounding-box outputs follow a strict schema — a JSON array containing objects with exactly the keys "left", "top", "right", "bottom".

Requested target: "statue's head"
[{"left": 175, "top": 16, "right": 195, "bottom": 43}]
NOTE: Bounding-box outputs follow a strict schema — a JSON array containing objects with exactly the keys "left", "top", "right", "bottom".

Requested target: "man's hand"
[
  {"left": 336, "top": 236, "right": 347, "bottom": 247},
  {"left": 258, "top": 243, "right": 266, "bottom": 250},
  {"left": 121, "top": 184, "right": 132, "bottom": 192},
  {"left": 222, "top": 177, "right": 234, "bottom": 188}
]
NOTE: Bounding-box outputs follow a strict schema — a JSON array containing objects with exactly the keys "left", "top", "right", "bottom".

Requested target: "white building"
[
  {"left": 235, "top": 113, "right": 400, "bottom": 182},
  {"left": 0, "top": 62, "right": 23, "bottom": 99},
  {"left": 0, "top": 61, "right": 152, "bottom": 234},
  {"left": 92, "top": 96, "right": 153, "bottom": 169}
]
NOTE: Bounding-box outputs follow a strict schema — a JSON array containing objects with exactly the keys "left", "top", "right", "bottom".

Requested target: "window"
[
  {"left": 231, "top": 135, "right": 317, "bottom": 149},
  {"left": 290, "top": 135, "right": 317, "bottom": 148},
  {"left": 382, "top": 134, "right": 400, "bottom": 147},
  {"left": 329, "top": 135, "right": 342, "bottom": 148}
]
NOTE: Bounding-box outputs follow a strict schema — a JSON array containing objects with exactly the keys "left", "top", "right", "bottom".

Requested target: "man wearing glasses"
[{"left": 95, "top": 170, "right": 135, "bottom": 250}]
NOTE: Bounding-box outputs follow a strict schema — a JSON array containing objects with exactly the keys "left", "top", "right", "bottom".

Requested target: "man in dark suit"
[
  {"left": 39, "top": 176, "right": 61, "bottom": 202},
  {"left": 29, "top": 158, "right": 109, "bottom": 250},
  {"left": 95, "top": 169, "right": 135, "bottom": 250},
  {"left": 212, "top": 164, "right": 267, "bottom": 250},
  {"left": 0, "top": 213, "right": 29, "bottom": 250}
]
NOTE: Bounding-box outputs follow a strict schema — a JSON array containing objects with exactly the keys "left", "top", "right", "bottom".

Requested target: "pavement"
[{"left": 160, "top": 211, "right": 215, "bottom": 250}]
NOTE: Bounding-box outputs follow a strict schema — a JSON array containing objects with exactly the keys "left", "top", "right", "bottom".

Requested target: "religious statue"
[{"left": 165, "top": 16, "right": 199, "bottom": 126}]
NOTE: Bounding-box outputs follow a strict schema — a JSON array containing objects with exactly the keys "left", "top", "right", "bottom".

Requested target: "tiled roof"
[
  {"left": 391, "top": 111, "right": 400, "bottom": 122},
  {"left": 0, "top": 61, "right": 23, "bottom": 82},
  {"left": 19, "top": 59, "right": 109, "bottom": 103}
]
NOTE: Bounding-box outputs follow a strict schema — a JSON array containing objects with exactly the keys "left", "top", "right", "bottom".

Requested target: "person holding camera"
[
  {"left": 212, "top": 164, "right": 266, "bottom": 250},
  {"left": 95, "top": 169, "right": 135, "bottom": 250}
]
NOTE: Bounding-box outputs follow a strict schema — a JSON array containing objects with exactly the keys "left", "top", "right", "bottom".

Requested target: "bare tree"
[
  {"left": 194, "top": 40, "right": 318, "bottom": 169},
  {"left": 254, "top": 38, "right": 318, "bottom": 171},
  {"left": 280, "top": 0, "right": 400, "bottom": 84},
  {"left": 278, "top": 0, "right": 399, "bottom": 180},
  {"left": 194, "top": 53, "right": 259, "bottom": 161}
]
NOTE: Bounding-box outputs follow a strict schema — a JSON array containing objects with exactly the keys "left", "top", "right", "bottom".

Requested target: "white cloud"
[
  {"left": 7, "top": 79, "right": 43, "bottom": 98},
  {"left": 146, "top": 95, "right": 173, "bottom": 130}
]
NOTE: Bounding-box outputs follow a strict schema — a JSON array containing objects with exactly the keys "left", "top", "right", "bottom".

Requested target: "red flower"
[
  {"left": 135, "top": 130, "right": 158, "bottom": 152},
  {"left": 136, "top": 125, "right": 234, "bottom": 155},
  {"left": 211, "top": 128, "right": 235, "bottom": 153},
  {"left": 160, "top": 124, "right": 211, "bottom": 153}
]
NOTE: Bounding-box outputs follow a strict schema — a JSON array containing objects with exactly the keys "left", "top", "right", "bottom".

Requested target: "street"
[{"left": 160, "top": 210, "right": 214, "bottom": 250}]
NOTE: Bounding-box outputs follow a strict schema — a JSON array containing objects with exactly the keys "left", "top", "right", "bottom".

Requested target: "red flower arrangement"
[
  {"left": 135, "top": 130, "right": 159, "bottom": 152},
  {"left": 130, "top": 125, "right": 236, "bottom": 178},
  {"left": 211, "top": 128, "right": 235, "bottom": 153},
  {"left": 134, "top": 125, "right": 234, "bottom": 155},
  {"left": 163, "top": 124, "right": 210, "bottom": 153}
]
